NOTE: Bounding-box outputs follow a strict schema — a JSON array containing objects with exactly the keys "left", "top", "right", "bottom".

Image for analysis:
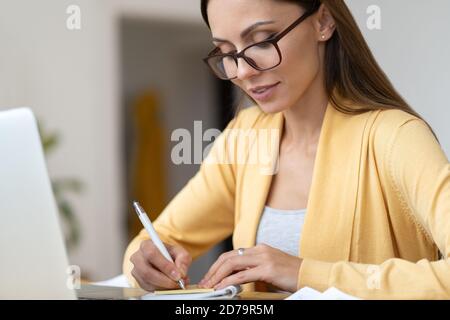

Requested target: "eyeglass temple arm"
[{"left": 274, "top": 2, "right": 320, "bottom": 41}]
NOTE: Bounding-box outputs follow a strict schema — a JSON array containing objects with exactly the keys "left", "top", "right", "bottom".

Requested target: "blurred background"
[{"left": 0, "top": 0, "right": 449, "bottom": 283}]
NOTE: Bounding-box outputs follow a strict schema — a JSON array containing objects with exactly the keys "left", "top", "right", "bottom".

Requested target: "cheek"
[{"left": 278, "top": 37, "right": 321, "bottom": 96}]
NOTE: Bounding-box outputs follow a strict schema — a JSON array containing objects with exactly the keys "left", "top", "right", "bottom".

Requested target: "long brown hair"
[{"left": 200, "top": 0, "right": 440, "bottom": 142}]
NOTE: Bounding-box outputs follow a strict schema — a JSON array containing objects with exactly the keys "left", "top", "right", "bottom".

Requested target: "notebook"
[{"left": 141, "top": 284, "right": 242, "bottom": 300}]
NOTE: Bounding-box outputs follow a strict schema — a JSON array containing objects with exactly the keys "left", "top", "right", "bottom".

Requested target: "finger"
[
  {"left": 167, "top": 245, "right": 192, "bottom": 277},
  {"left": 131, "top": 268, "right": 154, "bottom": 292},
  {"left": 200, "top": 251, "right": 233, "bottom": 284},
  {"left": 201, "top": 248, "right": 254, "bottom": 284},
  {"left": 132, "top": 253, "right": 179, "bottom": 290},
  {"left": 201, "top": 249, "right": 257, "bottom": 287},
  {"left": 140, "top": 261, "right": 180, "bottom": 290},
  {"left": 140, "top": 241, "right": 182, "bottom": 282},
  {"left": 206, "top": 255, "right": 259, "bottom": 288},
  {"left": 214, "top": 266, "right": 265, "bottom": 290}
]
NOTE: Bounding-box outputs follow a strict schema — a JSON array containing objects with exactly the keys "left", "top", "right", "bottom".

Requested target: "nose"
[{"left": 235, "top": 57, "right": 259, "bottom": 81}]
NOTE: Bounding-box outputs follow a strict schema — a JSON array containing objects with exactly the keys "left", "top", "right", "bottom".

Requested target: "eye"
[
  {"left": 213, "top": 32, "right": 278, "bottom": 54},
  {"left": 217, "top": 46, "right": 237, "bottom": 55},
  {"left": 260, "top": 32, "right": 278, "bottom": 42},
  {"left": 256, "top": 42, "right": 273, "bottom": 49},
  {"left": 253, "top": 33, "right": 278, "bottom": 48},
  {"left": 248, "top": 32, "right": 274, "bottom": 44}
]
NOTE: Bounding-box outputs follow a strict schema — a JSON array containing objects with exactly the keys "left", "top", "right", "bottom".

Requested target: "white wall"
[{"left": 346, "top": 0, "right": 450, "bottom": 155}]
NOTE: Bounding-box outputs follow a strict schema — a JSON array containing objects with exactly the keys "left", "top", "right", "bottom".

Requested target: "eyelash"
[{"left": 265, "top": 32, "right": 278, "bottom": 40}]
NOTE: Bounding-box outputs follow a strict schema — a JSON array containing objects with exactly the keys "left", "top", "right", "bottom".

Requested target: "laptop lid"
[{"left": 0, "top": 108, "right": 76, "bottom": 299}]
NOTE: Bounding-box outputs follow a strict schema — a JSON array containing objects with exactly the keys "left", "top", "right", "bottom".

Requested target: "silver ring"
[{"left": 237, "top": 248, "right": 245, "bottom": 256}]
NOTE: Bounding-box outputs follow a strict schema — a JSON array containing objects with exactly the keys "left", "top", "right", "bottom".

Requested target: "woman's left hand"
[{"left": 198, "top": 244, "right": 303, "bottom": 293}]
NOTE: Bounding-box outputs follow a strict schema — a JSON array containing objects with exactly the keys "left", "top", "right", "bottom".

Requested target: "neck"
[{"left": 282, "top": 83, "right": 329, "bottom": 150}]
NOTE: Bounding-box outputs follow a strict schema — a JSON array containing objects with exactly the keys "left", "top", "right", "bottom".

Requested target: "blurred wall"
[
  {"left": 346, "top": 0, "right": 450, "bottom": 155},
  {"left": 0, "top": 0, "right": 207, "bottom": 281},
  {"left": 121, "top": 18, "right": 215, "bottom": 199},
  {"left": 0, "top": 0, "right": 123, "bottom": 280}
]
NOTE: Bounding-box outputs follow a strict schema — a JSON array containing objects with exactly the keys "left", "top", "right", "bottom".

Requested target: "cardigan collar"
[{"left": 238, "top": 102, "right": 376, "bottom": 262}]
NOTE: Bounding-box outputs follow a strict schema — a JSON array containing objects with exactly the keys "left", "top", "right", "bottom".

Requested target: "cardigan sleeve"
[
  {"left": 123, "top": 114, "right": 242, "bottom": 288},
  {"left": 297, "top": 118, "right": 450, "bottom": 299}
]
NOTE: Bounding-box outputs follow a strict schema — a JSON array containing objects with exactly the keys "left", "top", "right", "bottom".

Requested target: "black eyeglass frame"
[{"left": 202, "top": 3, "right": 320, "bottom": 80}]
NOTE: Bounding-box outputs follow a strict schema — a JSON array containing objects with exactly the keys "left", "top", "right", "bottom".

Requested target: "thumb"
[{"left": 167, "top": 244, "right": 192, "bottom": 277}]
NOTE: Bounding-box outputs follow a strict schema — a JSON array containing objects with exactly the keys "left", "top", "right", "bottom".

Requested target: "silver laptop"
[
  {"left": 0, "top": 108, "right": 77, "bottom": 299},
  {"left": 0, "top": 107, "right": 149, "bottom": 300}
]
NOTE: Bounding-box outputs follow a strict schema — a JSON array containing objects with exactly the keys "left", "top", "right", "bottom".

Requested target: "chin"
[{"left": 256, "top": 101, "right": 289, "bottom": 114}]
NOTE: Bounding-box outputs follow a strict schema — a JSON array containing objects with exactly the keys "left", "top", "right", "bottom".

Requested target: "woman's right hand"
[{"left": 130, "top": 239, "right": 192, "bottom": 291}]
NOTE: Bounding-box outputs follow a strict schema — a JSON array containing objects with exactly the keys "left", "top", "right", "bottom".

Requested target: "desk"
[
  {"left": 77, "top": 285, "right": 289, "bottom": 300},
  {"left": 238, "top": 291, "right": 289, "bottom": 300}
]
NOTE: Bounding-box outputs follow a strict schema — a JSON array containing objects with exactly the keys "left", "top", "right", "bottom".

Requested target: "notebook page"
[{"left": 141, "top": 285, "right": 242, "bottom": 300}]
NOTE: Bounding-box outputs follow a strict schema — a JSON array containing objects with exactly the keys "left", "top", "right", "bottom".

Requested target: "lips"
[
  {"left": 248, "top": 82, "right": 280, "bottom": 102},
  {"left": 249, "top": 82, "right": 280, "bottom": 94}
]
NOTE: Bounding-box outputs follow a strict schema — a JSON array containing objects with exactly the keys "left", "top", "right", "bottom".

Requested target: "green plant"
[{"left": 37, "top": 120, "right": 83, "bottom": 252}]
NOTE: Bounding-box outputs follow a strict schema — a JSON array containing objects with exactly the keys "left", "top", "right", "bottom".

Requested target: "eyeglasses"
[{"left": 203, "top": 4, "right": 319, "bottom": 80}]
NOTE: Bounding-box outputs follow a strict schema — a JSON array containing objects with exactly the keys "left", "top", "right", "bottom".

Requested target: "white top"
[{"left": 255, "top": 206, "right": 307, "bottom": 257}]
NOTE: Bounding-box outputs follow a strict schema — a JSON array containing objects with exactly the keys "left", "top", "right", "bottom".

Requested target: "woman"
[{"left": 123, "top": 0, "right": 450, "bottom": 299}]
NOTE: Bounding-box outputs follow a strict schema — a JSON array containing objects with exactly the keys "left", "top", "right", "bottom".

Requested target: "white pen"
[{"left": 132, "top": 201, "right": 186, "bottom": 290}]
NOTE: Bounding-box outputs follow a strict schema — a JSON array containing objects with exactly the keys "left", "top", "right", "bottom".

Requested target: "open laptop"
[{"left": 0, "top": 108, "right": 146, "bottom": 300}]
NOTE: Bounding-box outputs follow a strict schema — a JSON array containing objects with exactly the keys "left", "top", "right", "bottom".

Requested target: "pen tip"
[{"left": 132, "top": 201, "right": 143, "bottom": 216}]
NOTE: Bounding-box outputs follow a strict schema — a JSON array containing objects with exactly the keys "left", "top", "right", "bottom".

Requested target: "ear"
[{"left": 312, "top": 4, "right": 336, "bottom": 42}]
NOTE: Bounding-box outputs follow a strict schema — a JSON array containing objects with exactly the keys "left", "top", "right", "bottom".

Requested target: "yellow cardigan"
[{"left": 123, "top": 102, "right": 450, "bottom": 299}]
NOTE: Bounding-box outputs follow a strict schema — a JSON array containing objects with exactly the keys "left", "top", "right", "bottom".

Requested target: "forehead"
[{"left": 207, "top": 0, "right": 301, "bottom": 35}]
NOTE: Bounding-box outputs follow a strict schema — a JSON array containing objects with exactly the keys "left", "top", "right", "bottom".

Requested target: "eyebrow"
[{"left": 212, "top": 20, "right": 276, "bottom": 43}]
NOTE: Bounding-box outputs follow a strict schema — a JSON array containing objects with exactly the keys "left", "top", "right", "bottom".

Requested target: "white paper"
[
  {"left": 285, "top": 287, "right": 360, "bottom": 300},
  {"left": 93, "top": 274, "right": 131, "bottom": 288},
  {"left": 141, "top": 285, "right": 242, "bottom": 300}
]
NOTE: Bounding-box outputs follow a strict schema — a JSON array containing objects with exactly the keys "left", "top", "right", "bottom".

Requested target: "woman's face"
[{"left": 207, "top": 0, "right": 324, "bottom": 114}]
